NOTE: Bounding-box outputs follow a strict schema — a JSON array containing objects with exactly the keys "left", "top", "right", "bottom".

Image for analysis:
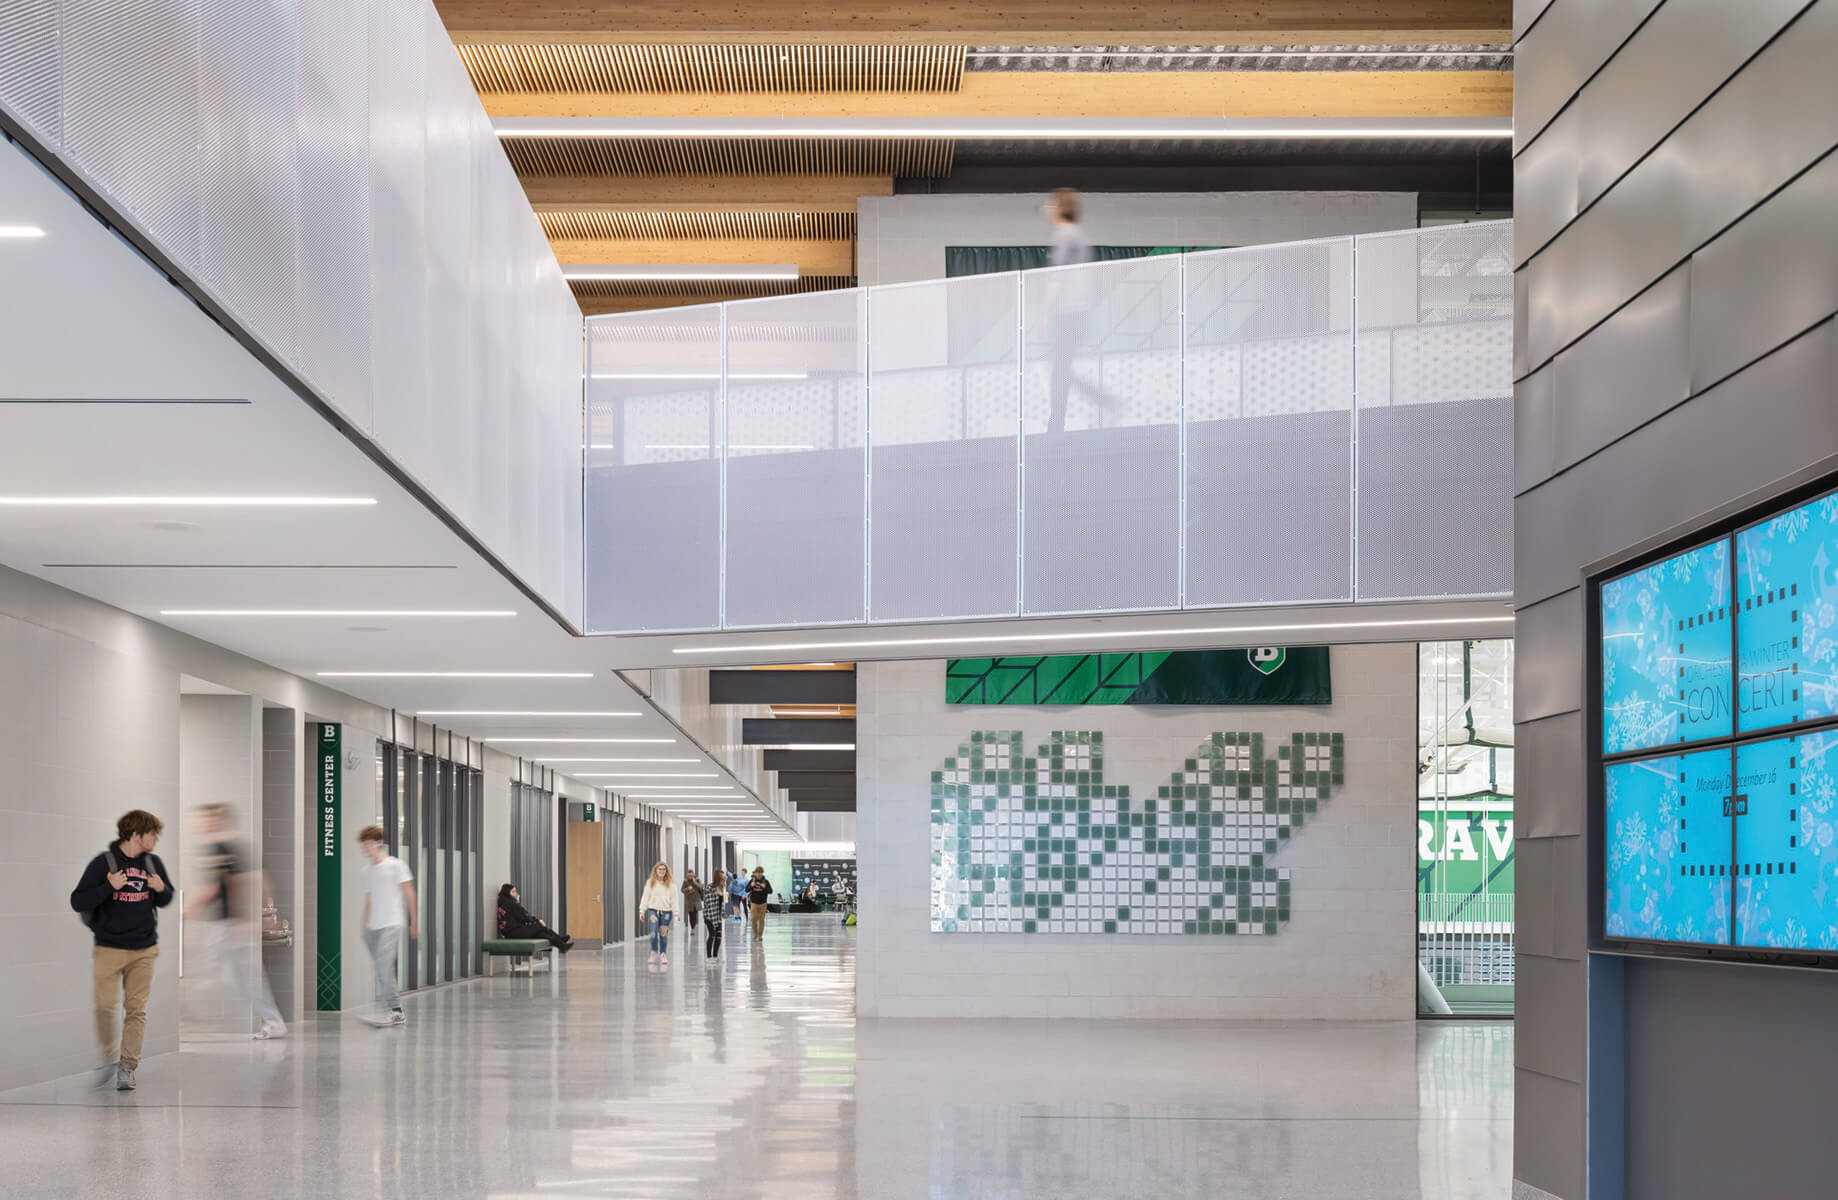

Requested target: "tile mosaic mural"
[{"left": 930, "top": 730, "right": 1345, "bottom": 935}]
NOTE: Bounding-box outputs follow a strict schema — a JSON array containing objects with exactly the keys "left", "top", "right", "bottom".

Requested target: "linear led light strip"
[
  {"left": 418, "top": 712, "right": 641, "bottom": 718},
  {"left": 0, "top": 225, "right": 47, "bottom": 238},
  {"left": 163, "top": 609, "right": 515, "bottom": 617},
  {"left": 588, "top": 443, "right": 817, "bottom": 451},
  {"left": 496, "top": 120, "right": 1512, "bottom": 140},
  {"left": 567, "top": 269, "right": 799, "bottom": 281},
  {"left": 318, "top": 671, "right": 593, "bottom": 678},
  {"left": 532, "top": 757, "right": 703, "bottom": 763},
  {"left": 591, "top": 371, "right": 807, "bottom": 381},
  {"left": 0, "top": 496, "right": 376, "bottom": 506},
  {"left": 672, "top": 614, "right": 1515, "bottom": 655},
  {"left": 489, "top": 737, "right": 670, "bottom": 743}
]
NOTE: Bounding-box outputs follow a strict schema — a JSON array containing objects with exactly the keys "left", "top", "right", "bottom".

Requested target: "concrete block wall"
[
  {"left": 1513, "top": 2, "right": 1838, "bottom": 1196},
  {"left": 855, "top": 647, "right": 1417, "bottom": 1019}
]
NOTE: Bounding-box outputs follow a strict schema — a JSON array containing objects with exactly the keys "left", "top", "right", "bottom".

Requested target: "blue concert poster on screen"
[
  {"left": 1735, "top": 491, "right": 1838, "bottom": 733},
  {"left": 1733, "top": 731, "right": 1838, "bottom": 950},
  {"left": 1604, "top": 748, "right": 1731, "bottom": 945},
  {"left": 1600, "top": 540, "right": 1731, "bottom": 756}
]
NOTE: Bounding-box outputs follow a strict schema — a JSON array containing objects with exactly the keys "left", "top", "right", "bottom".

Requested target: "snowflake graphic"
[
  {"left": 1672, "top": 551, "right": 1698, "bottom": 583},
  {"left": 1778, "top": 507, "right": 1812, "bottom": 543},
  {"left": 1785, "top": 917, "right": 1807, "bottom": 947},
  {"left": 1620, "top": 812, "right": 1650, "bottom": 868}
]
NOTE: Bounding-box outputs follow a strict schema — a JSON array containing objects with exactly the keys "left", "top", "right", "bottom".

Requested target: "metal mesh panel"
[
  {"left": 296, "top": 0, "right": 373, "bottom": 429},
  {"left": 867, "top": 273, "right": 1021, "bottom": 622},
  {"left": 61, "top": 0, "right": 204, "bottom": 270},
  {"left": 1355, "top": 226, "right": 1514, "bottom": 600},
  {"left": 366, "top": 0, "right": 428, "bottom": 473},
  {"left": 197, "top": 0, "right": 300, "bottom": 367},
  {"left": 583, "top": 306, "right": 724, "bottom": 633},
  {"left": 419, "top": 12, "right": 478, "bottom": 527},
  {"left": 0, "top": 0, "right": 62, "bottom": 142},
  {"left": 723, "top": 288, "right": 867, "bottom": 628},
  {"left": 1020, "top": 254, "right": 1182, "bottom": 615},
  {"left": 1183, "top": 240, "right": 1353, "bottom": 606}
]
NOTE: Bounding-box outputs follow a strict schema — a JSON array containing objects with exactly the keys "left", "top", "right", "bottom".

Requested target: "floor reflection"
[{"left": 0, "top": 916, "right": 1508, "bottom": 1199}]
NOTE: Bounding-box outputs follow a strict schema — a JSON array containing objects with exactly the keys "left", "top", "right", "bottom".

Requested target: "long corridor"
[{"left": 0, "top": 917, "right": 1510, "bottom": 1199}]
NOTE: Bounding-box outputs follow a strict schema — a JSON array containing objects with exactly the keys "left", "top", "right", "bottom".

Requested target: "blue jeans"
[
  {"left": 646, "top": 909, "right": 673, "bottom": 953},
  {"left": 363, "top": 925, "right": 402, "bottom": 1013}
]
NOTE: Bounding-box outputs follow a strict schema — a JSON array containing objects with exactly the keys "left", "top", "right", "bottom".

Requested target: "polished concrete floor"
[{"left": 0, "top": 916, "right": 1511, "bottom": 1198}]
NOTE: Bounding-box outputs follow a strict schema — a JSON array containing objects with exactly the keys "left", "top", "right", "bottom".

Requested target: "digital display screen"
[
  {"left": 1598, "top": 485, "right": 1838, "bottom": 959},
  {"left": 1604, "top": 749, "right": 1731, "bottom": 945},
  {"left": 1600, "top": 540, "right": 1731, "bottom": 755},
  {"left": 1732, "top": 732, "right": 1838, "bottom": 950}
]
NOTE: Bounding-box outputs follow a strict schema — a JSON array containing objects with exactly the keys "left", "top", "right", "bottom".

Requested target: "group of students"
[{"left": 636, "top": 862, "right": 772, "bottom": 968}]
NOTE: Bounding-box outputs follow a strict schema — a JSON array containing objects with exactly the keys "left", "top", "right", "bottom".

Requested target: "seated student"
[{"left": 496, "top": 884, "right": 573, "bottom": 952}]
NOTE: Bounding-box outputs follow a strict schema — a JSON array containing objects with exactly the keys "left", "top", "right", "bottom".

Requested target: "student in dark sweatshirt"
[{"left": 69, "top": 809, "right": 175, "bottom": 1091}]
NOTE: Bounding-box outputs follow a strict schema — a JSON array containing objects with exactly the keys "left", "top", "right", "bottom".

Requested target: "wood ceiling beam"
[
  {"left": 551, "top": 237, "right": 853, "bottom": 273},
  {"left": 484, "top": 70, "right": 1511, "bottom": 120},
  {"left": 434, "top": 2, "right": 1511, "bottom": 45},
  {"left": 521, "top": 174, "right": 893, "bottom": 208}
]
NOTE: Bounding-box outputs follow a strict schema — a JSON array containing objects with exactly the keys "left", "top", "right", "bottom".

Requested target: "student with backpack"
[{"left": 69, "top": 810, "right": 175, "bottom": 1091}]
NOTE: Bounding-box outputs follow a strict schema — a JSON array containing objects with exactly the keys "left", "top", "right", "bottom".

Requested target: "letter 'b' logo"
[{"left": 1248, "top": 647, "right": 1287, "bottom": 675}]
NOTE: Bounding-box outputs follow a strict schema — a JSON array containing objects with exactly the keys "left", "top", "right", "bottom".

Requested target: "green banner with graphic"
[
  {"left": 946, "top": 648, "right": 1331, "bottom": 706},
  {"left": 1418, "top": 800, "right": 1515, "bottom": 899},
  {"left": 315, "top": 723, "right": 341, "bottom": 1011}
]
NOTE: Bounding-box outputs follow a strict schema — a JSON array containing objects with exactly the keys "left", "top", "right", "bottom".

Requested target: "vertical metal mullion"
[
  {"left": 1177, "top": 253, "right": 1188, "bottom": 610},
  {"left": 862, "top": 287, "right": 873, "bottom": 623},
  {"left": 717, "top": 303, "right": 729, "bottom": 630},
  {"left": 1349, "top": 235, "right": 1361, "bottom": 601},
  {"left": 1014, "top": 270, "right": 1026, "bottom": 617}
]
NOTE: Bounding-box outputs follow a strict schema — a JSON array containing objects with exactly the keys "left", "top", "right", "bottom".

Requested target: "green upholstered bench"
[{"left": 482, "top": 939, "right": 552, "bottom": 975}]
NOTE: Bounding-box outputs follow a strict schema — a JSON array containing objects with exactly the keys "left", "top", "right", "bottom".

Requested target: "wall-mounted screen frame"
[{"left": 1591, "top": 479, "right": 1838, "bottom": 967}]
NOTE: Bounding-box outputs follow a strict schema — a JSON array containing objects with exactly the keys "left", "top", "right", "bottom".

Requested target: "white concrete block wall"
[
  {"left": 856, "top": 191, "right": 1419, "bottom": 286},
  {"left": 856, "top": 648, "right": 1417, "bottom": 1019}
]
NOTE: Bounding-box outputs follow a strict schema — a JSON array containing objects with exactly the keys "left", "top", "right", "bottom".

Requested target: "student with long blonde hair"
[{"left": 639, "top": 861, "right": 677, "bottom": 968}]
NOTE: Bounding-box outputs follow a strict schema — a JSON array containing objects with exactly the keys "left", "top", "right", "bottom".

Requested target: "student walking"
[
  {"left": 681, "top": 869, "right": 704, "bottom": 936},
  {"left": 727, "top": 870, "right": 747, "bottom": 921},
  {"left": 357, "top": 826, "right": 417, "bottom": 1027},
  {"left": 640, "top": 861, "right": 676, "bottom": 968},
  {"left": 701, "top": 870, "right": 730, "bottom": 966},
  {"left": 745, "top": 866, "right": 774, "bottom": 942},
  {"left": 183, "top": 803, "right": 286, "bottom": 1039},
  {"left": 69, "top": 810, "right": 175, "bottom": 1091}
]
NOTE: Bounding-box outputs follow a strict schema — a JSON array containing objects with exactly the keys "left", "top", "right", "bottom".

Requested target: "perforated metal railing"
[{"left": 583, "top": 221, "right": 1512, "bottom": 634}]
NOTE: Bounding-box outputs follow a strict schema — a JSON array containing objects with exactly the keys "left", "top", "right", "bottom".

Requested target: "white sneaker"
[
  {"left": 91, "top": 1060, "right": 119, "bottom": 1089},
  {"left": 254, "top": 1021, "right": 287, "bottom": 1040},
  {"left": 390, "top": 1009, "right": 406, "bottom": 1026}
]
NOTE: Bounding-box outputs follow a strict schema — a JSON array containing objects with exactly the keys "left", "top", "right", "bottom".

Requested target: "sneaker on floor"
[
  {"left": 91, "top": 1060, "right": 119, "bottom": 1089},
  {"left": 254, "top": 1022, "right": 287, "bottom": 1040},
  {"left": 115, "top": 1066, "right": 136, "bottom": 1091},
  {"left": 390, "top": 1009, "right": 406, "bottom": 1026}
]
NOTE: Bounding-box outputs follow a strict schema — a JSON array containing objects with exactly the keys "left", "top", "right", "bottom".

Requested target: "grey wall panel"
[
  {"left": 1547, "top": 266, "right": 1690, "bottom": 477},
  {"left": 1516, "top": 951, "right": 1587, "bottom": 1083},
  {"left": 1515, "top": 588, "right": 1583, "bottom": 722},
  {"left": 1513, "top": 364, "right": 1556, "bottom": 495},
  {"left": 1512, "top": 0, "right": 1664, "bottom": 154},
  {"left": 1513, "top": 0, "right": 1558, "bottom": 40},
  {"left": 1516, "top": 712, "right": 1584, "bottom": 839},
  {"left": 1514, "top": 836, "right": 1556, "bottom": 959},
  {"left": 1516, "top": 322, "right": 1838, "bottom": 607},
  {"left": 1514, "top": 0, "right": 1810, "bottom": 264},
  {"left": 1514, "top": 1067, "right": 1585, "bottom": 1200},
  {"left": 0, "top": 0, "right": 61, "bottom": 142},
  {"left": 1549, "top": 835, "right": 1585, "bottom": 960},
  {"left": 1687, "top": 151, "right": 1838, "bottom": 391},
  {"left": 1625, "top": 958, "right": 1838, "bottom": 1199},
  {"left": 1519, "top": 1, "right": 1838, "bottom": 371}
]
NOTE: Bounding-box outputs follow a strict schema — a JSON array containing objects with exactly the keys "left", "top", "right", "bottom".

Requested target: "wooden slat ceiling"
[
  {"left": 459, "top": 42, "right": 966, "bottom": 92},
  {"left": 538, "top": 210, "right": 854, "bottom": 241},
  {"left": 501, "top": 136, "right": 955, "bottom": 179}
]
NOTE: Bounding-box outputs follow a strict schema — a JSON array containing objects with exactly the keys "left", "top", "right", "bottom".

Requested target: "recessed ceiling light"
[
  {"left": 417, "top": 711, "right": 642, "bottom": 718},
  {"left": 0, "top": 496, "right": 377, "bottom": 507},
  {"left": 163, "top": 609, "right": 516, "bottom": 617},
  {"left": 317, "top": 671, "right": 593, "bottom": 678},
  {"left": 673, "top": 615, "right": 1514, "bottom": 655},
  {"left": 0, "top": 225, "right": 47, "bottom": 238}
]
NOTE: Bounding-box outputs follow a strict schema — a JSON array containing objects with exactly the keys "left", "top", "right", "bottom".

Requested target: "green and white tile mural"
[{"left": 930, "top": 729, "right": 1345, "bottom": 935}]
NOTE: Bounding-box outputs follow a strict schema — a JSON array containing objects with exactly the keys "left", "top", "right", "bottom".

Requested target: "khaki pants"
[
  {"left": 749, "top": 902, "right": 768, "bottom": 939},
  {"left": 93, "top": 945, "right": 158, "bottom": 1070}
]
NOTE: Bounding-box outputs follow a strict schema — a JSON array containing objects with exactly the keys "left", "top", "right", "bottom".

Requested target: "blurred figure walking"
[
  {"left": 357, "top": 825, "right": 416, "bottom": 1027},
  {"left": 184, "top": 804, "right": 286, "bottom": 1039},
  {"left": 1042, "top": 187, "right": 1116, "bottom": 433}
]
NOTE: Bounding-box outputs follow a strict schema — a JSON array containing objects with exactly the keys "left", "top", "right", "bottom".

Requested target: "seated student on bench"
[{"left": 496, "top": 883, "right": 574, "bottom": 952}]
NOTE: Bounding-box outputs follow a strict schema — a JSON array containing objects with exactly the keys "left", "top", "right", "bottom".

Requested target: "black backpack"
[{"left": 78, "top": 850, "right": 163, "bottom": 931}]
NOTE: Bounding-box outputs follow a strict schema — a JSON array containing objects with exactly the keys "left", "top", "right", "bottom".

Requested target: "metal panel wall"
[
  {"left": 722, "top": 289, "right": 868, "bottom": 628},
  {"left": 0, "top": 0, "right": 584, "bottom": 625},
  {"left": 1183, "top": 239, "right": 1352, "bottom": 607},
  {"left": 583, "top": 306, "right": 724, "bottom": 632},
  {"left": 1021, "top": 254, "right": 1183, "bottom": 615},
  {"left": 1356, "top": 225, "right": 1514, "bottom": 600},
  {"left": 1512, "top": 3, "right": 1838, "bottom": 1198},
  {"left": 583, "top": 222, "right": 1516, "bottom": 634},
  {"left": 867, "top": 272, "right": 1021, "bottom": 622}
]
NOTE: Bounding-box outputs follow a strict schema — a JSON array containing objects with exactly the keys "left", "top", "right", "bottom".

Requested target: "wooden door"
[{"left": 565, "top": 821, "right": 605, "bottom": 942}]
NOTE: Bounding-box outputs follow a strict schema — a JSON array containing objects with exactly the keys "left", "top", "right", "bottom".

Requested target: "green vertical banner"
[
  {"left": 315, "top": 722, "right": 341, "bottom": 1011},
  {"left": 582, "top": 802, "right": 596, "bottom": 822}
]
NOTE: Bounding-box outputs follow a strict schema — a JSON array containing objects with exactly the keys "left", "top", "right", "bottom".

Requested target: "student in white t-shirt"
[{"left": 357, "top": 825, "right": 417, "bottom": 1027}]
